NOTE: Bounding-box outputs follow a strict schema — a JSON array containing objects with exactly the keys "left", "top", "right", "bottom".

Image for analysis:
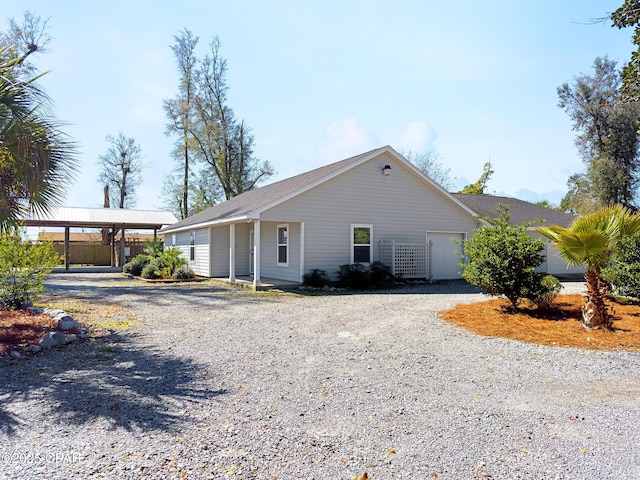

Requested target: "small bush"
[
  {"left": 141, "top": 260, "right": 162, "bottom": 279},
  {"left": 160, "top": 247, "right": 187, "bottom": 277},
  {"left": 529, "top": 274, "right": 562, "bottom": 308},
  {"left": 0, "top": 233, "right": 60, "bottom": 310},
  {"left": 369, "top": 261, "right": 395, "bottom": 288},
  {"left": 302, "top": 269, "right": 330, "bottom": 287},
  {"left": 603, "top": 231, "right": 640, "bottom": 299},
  {"left": 172, "top": 265, "right": 195, "bottom": 280},
  {"left": 460, "top": 204, "right": 547, "bottom": 309},
  {"left": 337, "top": 263, "right": 371, "bottom": 290},
  {"left": 125, "top": 254, "right": 152, "bottom": 277}
]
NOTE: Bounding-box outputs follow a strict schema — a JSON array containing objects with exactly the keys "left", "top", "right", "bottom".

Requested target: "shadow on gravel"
[{"left": 0, "top": 332, "right": 226, "bottom": 436}]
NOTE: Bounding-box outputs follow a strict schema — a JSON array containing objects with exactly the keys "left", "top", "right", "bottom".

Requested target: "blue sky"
[{"left": 4, "top": 1, "right": 636, "bottom": 211}]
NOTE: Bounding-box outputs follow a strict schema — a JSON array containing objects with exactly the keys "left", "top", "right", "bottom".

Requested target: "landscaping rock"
[
  {"left": 39, "top": 331, "right": 66, "bottom": 350},
  {"left": 23, "top": 345, "right": 42, "bottom": 353},
  {"left": 58, "top": 317, "right": 83, "bottom": 331},
  {"left": 9, "top": 350, "right": 22, "bottom": 359}
]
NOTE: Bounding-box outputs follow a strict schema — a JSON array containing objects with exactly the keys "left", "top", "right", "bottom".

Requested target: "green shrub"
[
  {"left": 460, "top": 204, "right": 547, "bottom": 310},
  {"left": 369, "top": 261, "right": 395, "bottom": 288},
  {"left": 529, "top": 274, "right": 563, "bottom": 308},
  {"left": 337, "top": 263, "right": 371, "bottom": 290},
  {"left": 172, "top": 265, "right": 195, "bottom": 280},
  {"left": 0, "top": 232, "right": 60, "bottom": 310},
  {"left": 603, "top": 231, "right": 640, "bottom": 299},
  {"left": 124, "top": 254, "right": 152, "bottom": 277},
  {"left": 302, "top": 269, "right": 330, "bottom": 287},
  {"left": 159, "top": 247, "right": 186, "bottom": 277},
  {"left": 143, "top": 238, "right": 164, "bottom": 257},
  {"left": 141, "top": 260, "right": 162, "bottom": 279}
]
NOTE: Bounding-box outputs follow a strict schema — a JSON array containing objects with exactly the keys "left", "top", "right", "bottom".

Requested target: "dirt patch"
[{"left": 442, "top": 294, "right": 640, "bottom": 351}]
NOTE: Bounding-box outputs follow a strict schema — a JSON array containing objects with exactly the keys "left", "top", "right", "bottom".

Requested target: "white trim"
[
  {"left": 299, "top": 222, "right": 305, "bottom": 282},
  {"left": 229, "top": 223, "right": 236, "bottom": 282},
  {"left": 189, "top": 230, "right": 196, "bottom": 263},
  {"left": 253, "top": 221, "right": 261, "bottom": 288},
  {"left": 351, "top": 224, "right": 373, "bottom": 264},
  {"left": 276, "top": 223, "right": 289, "bottom": 266}
]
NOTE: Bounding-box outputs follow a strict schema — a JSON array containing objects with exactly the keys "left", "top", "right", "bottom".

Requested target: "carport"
[{"left": 21, "top": 207, "right": 177, "bottom": 270}]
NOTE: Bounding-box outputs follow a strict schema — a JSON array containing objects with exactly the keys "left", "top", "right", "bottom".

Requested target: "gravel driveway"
[{"left": 1, "top": 273, "right": 639, "bottom": 479}]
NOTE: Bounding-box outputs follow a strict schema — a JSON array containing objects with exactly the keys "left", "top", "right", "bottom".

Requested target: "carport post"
[
  {"left": 110, "top": 226, "right": 116, "bottom": 267},
  {"left": 120, "top": 228, "right": 126, "bottom": 267},
  {"left": 64, "top": 226, "right": 70, "bottom": 271}
]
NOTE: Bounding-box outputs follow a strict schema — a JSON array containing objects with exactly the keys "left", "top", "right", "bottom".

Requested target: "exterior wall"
[
  {"left": 210, "top": 226, "right": 231, "bottom": 277},
  {"left": 173, "top": 231, "right": 190, "bottom": 260},
  {"left": 260, "top": 151, "right": 478, "bottom": 280},
  {"left": 234, "top": 223, "right": 251, "bottom": 276},
  {"left": 259, "top": 222, "right": 302, "bottom": 282},
  {"left": 192, "top": 228, "right": 210, "bottom": 277}
]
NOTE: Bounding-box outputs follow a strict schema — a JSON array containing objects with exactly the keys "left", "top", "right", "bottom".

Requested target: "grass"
[{"left": 442, "top": 294, "right": 640, "bottom": 351}]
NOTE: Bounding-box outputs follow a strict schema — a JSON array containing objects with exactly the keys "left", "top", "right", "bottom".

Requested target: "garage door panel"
[{"left": 428, "top": 232, "right": 464, "bottom": 280}]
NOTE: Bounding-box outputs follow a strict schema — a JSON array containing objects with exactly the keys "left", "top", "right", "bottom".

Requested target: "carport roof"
[{"left": 21, "top": 207, "right": 178, "bottom": 230}]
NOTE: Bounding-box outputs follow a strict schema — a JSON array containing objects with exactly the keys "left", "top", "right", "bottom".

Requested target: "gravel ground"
[{"left": 1, "top": 273, "right": 639, "bottom": 479}]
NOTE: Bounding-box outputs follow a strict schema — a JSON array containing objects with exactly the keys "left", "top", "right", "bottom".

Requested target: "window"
[
  {"left": 171, "top": 234, "right": 176, "bottom": 247},
  {"left": 189, "top": 231, "right": 195, "bottom": 262},
  {"left": 277, "top": 224, "right": 288, "bottom": 266},
  {"left": 351, "top": 224, "right": 372, "bottom": 264}
]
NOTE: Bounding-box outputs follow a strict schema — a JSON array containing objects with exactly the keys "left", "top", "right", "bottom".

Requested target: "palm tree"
[
  {"left": 0, "top": 47, "right": 77, "bottom": 233},
  {"left": 538, "top": 205, "right": 640, "bottom": 330}
]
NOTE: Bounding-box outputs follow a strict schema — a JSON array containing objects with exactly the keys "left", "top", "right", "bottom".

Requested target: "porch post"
[
  {"left": 253, "top": 220, "right": 261, "bottom": 288},
  {"left": 299, "top": 222, "right": 305, "bottom": 282},
  {"left": 229, "top": 223, "right": 236, "bottom": 282},
  {"left": 64, "top": 226, "right": 70, "bottom": 271}
]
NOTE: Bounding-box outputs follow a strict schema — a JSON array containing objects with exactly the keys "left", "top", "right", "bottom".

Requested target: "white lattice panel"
[{"left": 379, "top": 241, "right": 430, "bottom": 278}]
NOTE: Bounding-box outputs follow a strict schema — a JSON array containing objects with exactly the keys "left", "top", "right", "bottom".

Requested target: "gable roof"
[
  {"left": 161, "top": 146, "right": 477, "bottom": 233},
  {"left": 453, "top": 194, "right": 576, "bottom": 228}
]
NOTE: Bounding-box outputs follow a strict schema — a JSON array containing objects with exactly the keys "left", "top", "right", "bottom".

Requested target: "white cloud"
[
  {"left": 316, "top": 118, "right": 379, "bottom": 163},
  {"left": 398, "top": 121, "right": 437, "bottom": 153}
]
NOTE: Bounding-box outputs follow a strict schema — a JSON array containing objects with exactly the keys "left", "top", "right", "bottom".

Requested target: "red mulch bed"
[{"left": 0, "top": 310, "right": 58, "bottom": 355}]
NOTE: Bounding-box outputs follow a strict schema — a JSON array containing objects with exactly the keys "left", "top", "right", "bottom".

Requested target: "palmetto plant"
[
  {"left": 539, "top": 205, "right": 640, "bottom": 330},
  {"left": 0, "top": 47, "right": 77, "bottom": 232}
]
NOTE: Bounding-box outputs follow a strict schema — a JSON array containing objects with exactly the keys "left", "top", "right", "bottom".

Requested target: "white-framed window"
[
  {"left": 189, "top": 231, "right": 196, "bottom": 262},
  {"left": 277, "top": 224, "right": 288, "bottom": 266},
  {"left": 351, "top": 224, "right": 372, "bottom": 264},
  {"left": 171, "top": 234, "right": 176, "bottom": 247}
]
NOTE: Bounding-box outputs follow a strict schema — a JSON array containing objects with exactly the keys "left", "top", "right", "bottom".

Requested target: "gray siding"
[
  {"left": 210, "top": 226, "right": 231, "bottom": 277},
  {"left": 173, "top": 231, "right": 190, "bottom": 262},
  {"left": 260, "top": 222, "right": 301, "bottom": 282},
  {"left": 192, "top": 228, "right": 210, "bottom": 277},
  {"left": 260, "top": 151, "right": 478, "bottom": 279},
  {"left": 234, "top": 223, "right": 251, "bottom": 276}
]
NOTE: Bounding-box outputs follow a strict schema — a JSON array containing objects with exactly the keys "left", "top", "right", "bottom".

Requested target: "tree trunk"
[{"left": 582, "top": 270, "right": 612, "bottom": 330}]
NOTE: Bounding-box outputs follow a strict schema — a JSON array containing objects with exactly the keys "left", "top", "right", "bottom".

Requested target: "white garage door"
[{"left": 427, "top": 232, "right": 465, "bottom": 280}]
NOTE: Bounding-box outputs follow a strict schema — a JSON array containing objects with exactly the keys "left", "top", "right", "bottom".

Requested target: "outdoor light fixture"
[{"left": 382, "top": 165, "right": 392, "bottom": 176}]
